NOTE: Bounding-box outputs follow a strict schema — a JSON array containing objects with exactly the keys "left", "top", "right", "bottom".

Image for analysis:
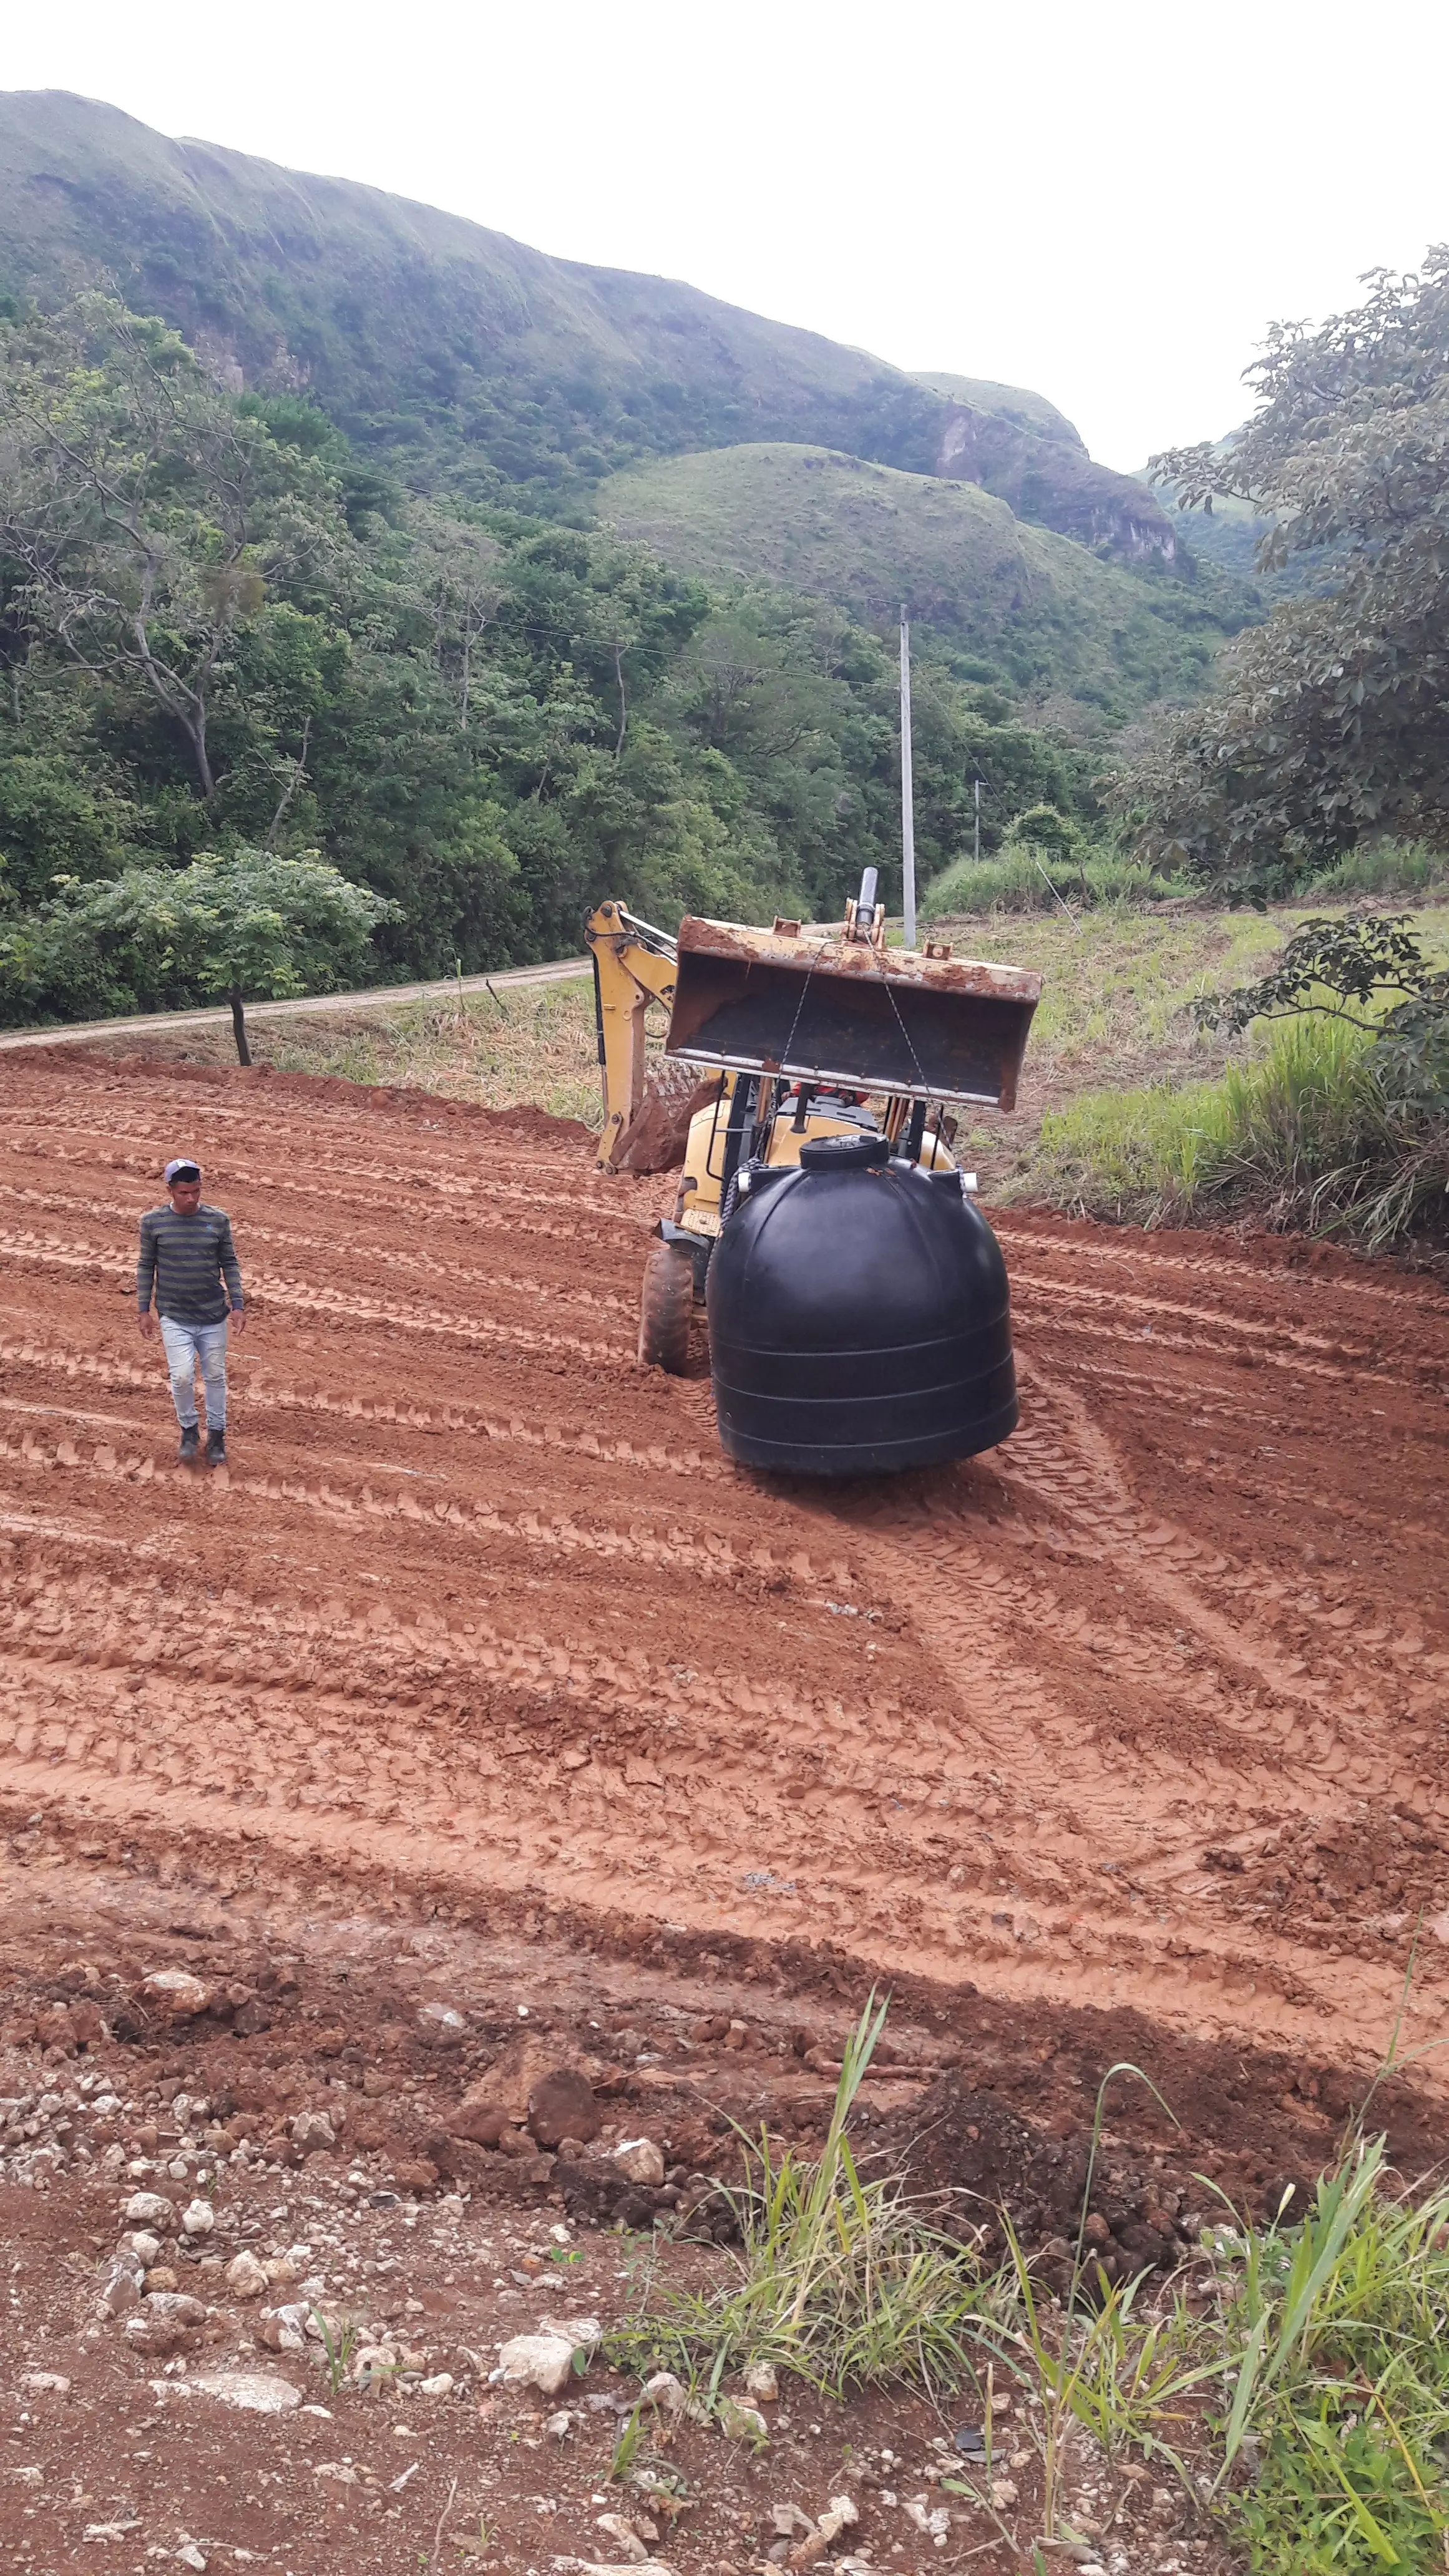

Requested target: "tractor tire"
[{"left": 637, "top": 1238, "right": 694, "bottom": 1373}]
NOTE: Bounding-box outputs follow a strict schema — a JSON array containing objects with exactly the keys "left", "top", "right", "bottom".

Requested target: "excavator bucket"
[{"left": 665, "top": 916, "right": 1040, "bottom": 1110}]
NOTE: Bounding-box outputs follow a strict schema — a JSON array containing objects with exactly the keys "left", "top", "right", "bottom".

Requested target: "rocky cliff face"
[
  {"left": 0, "top": 90, "right": 1181, "bottom": 570},
  {"left": 932, "top": 400, "right": 1179, "bottom": 564}
]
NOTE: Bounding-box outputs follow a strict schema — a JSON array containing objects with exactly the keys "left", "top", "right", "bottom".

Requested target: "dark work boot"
[
  {"left": 178, "top": 1424, "right": 200, "bottom": 1463},
  {"left": 205, "top": 1428, "right": 227, "bottom": 1468}
]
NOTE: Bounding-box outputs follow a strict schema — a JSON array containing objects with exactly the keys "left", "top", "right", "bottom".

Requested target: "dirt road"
[
  {"left": 0, "top": 954, "right": 590, "bottom": 1053},
  {"left": 1, "top": 1048, "right": 1445, "bottom": 2090}
]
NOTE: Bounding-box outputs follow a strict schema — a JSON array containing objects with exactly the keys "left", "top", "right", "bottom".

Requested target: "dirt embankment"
[{"left": 0, "top": 1048, "right": 1446, "bottom": 2173}]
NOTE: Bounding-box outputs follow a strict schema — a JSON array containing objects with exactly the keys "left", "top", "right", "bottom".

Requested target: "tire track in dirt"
[{"left": 1, "top": 1050, "right": 1446, "bottom": 2087}]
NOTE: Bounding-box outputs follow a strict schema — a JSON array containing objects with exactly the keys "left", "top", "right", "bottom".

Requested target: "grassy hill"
[
  {"left": 0, "top": 87, "right": 1176, "bottom": 566},
  {"left": 600, "top": 444, "right": 1252, "bottom": 721}
]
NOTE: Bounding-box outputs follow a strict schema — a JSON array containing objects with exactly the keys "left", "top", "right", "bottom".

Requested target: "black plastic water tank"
[{"left": 706, "top": 1132, "right": 1018, "bottom": 1475}]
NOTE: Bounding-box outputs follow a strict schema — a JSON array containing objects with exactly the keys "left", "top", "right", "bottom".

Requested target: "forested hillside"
[
  {"left": 0, "top": 299, "right": 1099, "bottom": 1012},
  {"left": 600, "top": 445, "right": 1241, "bottom": 723},
  {"left": 0, "top": 91, "right": 1256, "bottom": 1022}
]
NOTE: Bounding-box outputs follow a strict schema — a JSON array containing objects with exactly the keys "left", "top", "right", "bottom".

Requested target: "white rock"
[
  {"left": 418, "top": 2372, "right": 454, "bottom": 2396},
  {"left": 177, "top": 2546, "right": 207, "bottom": 2572},
  {"left": 772, "top": 2503, "right": 816, "bottom": 2539},
  {"left": 174, "top": 2369, "right": 302, "bottom": 2414},
  {"left": 123, "top": 2191, "right": 175, "bottom": 2227},
  {"left": 140, "top": 1969, "right": 212, "bottom": 2017},
  {"left": 255, "top": 2303, "right": 310, "bottom": 2354},
  {"left": 290, "top": 2110, "right": 335, "bottom": 2151},
  {"left": 595, "top": 2512, "right": 651, "bottom": 2562},
  {"left": 612, "top": 2137, "right": 665, "bottom": 2187},
  {"left": 124, "top": 2232, "right": 163, "bottom": 2267},
  {"left": 555, "top": 2560, "right": 678, "bottom": 2576},
  {"left": 537, "top": 2311, "right": 601, "bottom": 2348},
  {"left": 494, "top": 2331, "right": 578, "bottom": 2398},
  {"left": 19, "top": 2372, "right": 70, "bottom": 2394},
  {"left": 180, "top": 2199, "right": 215, "bottom": 2238},
  {"left": 903, "top": 2497, "right": 950, "bottom": 2546},
  {"left": 544, "top": 2407, "right": 572, "bottom": 2437},
  {"left": 744, "top": 2362, "right": 778, "bottom": 2403},
  {"left": 717, "top": 2396, "right": 768, "bottom": 2442},
  {"left": 416, "top": 2003, "right": 467, "bottom": 2048},
  {"left": 225, "top": 2250, "right": 269, "bottom": 2301},
  {"left": 989, "top": 2477, "right": 1018, "bottom": 2509},
  {"left": 95, "top": 2248, "right": 145, "bottom": 2318},
  {"left": 817, "top": 2496, "right": 859, "bottom": 2544},
  {"left": 640, "top": 2369, "right": 708, "bottom": 2426}
]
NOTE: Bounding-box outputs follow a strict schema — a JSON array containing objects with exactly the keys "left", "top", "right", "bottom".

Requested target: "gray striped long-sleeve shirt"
[{"left": 136, "top": 1204, "right": 244, "bottom": 1324}]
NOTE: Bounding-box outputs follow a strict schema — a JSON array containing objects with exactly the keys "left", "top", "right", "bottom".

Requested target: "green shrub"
[{"left": 1030, "top": 1013, "right": 1449, "bottom": 1248}]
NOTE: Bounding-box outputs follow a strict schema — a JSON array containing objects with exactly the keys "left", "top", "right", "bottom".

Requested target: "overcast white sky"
[{"left": 6, "top": 0, "right": 1447, "bottom": 469}]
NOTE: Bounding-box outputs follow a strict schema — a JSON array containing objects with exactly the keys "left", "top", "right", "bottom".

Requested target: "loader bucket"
[{"left": 665, "top": 916, "right": 1040, "bottom": 1110}]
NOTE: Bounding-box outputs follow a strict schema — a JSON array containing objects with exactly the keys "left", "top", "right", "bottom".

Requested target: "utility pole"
[
  {"left": 899, "top": 606, "right": 916, "bottom": 949},
  {"left": 973, "top": 774, "right": 982, "bottom": 869}
]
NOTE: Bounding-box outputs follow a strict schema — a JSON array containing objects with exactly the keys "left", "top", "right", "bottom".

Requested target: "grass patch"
[
  {"left": 609, "top": 1995, "right": 987, "bottom": 2399},
  {"left": 923, "top": 846, "right": 1194, "bottom": 916},
  {"left": 615, "top": 2004, "right": 1449, "bottom": 2569},
  {"left": 1022, "top": 972, "right": 1449, "bottom": 1249},
  {"left": 159, "top": 977, "right": 607, "bottom": 1128},
  {"left": 1302, "top": 839, "right": 1449, "bottom": 901}
]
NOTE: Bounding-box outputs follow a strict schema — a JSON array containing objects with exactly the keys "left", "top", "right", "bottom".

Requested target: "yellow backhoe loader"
[{"left": 587, "top": 873, "right": 1040, "bottom": 1476}]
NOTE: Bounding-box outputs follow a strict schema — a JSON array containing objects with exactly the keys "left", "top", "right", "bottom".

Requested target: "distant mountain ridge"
[{"left": 0, "top": 89, "right": 1176, "bottom": 565}]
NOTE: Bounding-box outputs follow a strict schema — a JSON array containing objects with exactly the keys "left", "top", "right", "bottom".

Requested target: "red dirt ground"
[{"left": 0, "top": 1047, "right": 1445, "bottom": 2575}]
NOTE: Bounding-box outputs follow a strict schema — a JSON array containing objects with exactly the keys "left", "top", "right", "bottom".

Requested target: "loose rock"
[
  {"left": 140, "top": 1969, "right": 212, "bottom": 2018},
  {"left": 122, "top": 2190, "right": 175, "bottom": 2227},
  {"left": 494, "top": 2314, "right": 598, "bottom": 2398},
  {"left": 290, "top": 2110, "right": 336, "bottom": 2151},
  {"left": 449, "top": 2090, "right": 510, "bottom": 2147},
  {"left": 171, "top": 2369, "right": 303, "bottom": 2414},
  {"left": 180, "top": 2198, "right": 215, "bottom": 2237},
  {"left": 95, "top": 2247, "right": 144, "bottom": 2319},
  {"left": 255, "top": 2303, "right": 310, "bottom": 2354},
  {"left": 612, "top": 2136, "right": 665, "bottom": 2187},
  {"left": 416, "top": 2002, "right": 466, "bottom": 2049},
  {"left": 225, "top": 2249, "right": 270, "bottom": 2301},
  {"left": 527, "top": 2067, "right": 602, "bottom": 2149}
]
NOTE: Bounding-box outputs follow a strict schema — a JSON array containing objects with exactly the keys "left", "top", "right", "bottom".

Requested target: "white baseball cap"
[{"left": 163, "top": 1158, "right": 201, "bottom": 1184}]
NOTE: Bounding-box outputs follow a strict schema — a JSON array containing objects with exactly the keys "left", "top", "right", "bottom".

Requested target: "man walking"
[{"left": 137, "top": 1158, "right": 246, "bottom": 1465}]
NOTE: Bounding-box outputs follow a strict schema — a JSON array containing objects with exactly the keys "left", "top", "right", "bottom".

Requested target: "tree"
[
  {"left": 0, "top": 296, "right": 346, "bottom": 801},
  {"left": 1122, "top": 252, "right": 1449, "bottom": 887},
  {"left": 0, "top": 850, "right": 397, "bottom": 1057},
  {"left": 1194, "top": 913, "right": 1449, "bottom": 1116}
]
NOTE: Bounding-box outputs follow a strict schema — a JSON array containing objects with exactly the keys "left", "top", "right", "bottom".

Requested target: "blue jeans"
[{"left": 159, "top": 1315, "right": 228, "bottom": 1432}]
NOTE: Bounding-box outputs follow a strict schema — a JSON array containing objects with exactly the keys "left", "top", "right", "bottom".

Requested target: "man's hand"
[
  {"left": 137, "top": 1310, "right": 155, "bottom": 1342},
  {"left": 231, "top": 1307, "right": 248, "bottom": 1337}
]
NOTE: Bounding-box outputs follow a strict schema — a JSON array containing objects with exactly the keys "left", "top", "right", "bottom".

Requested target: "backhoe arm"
[{"left": 585, "top": 902, "right": 680, "bottom": 1170}]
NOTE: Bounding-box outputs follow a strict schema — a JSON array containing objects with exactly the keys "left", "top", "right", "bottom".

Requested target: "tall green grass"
[
  {"left": 1027, "top": 1014, "right": 1449, "bottom": 1248},
  {"left": 924, "top": 844, "right": 1194, "bottom": 918},
  {"left": 607, "top": 1994, "right": 987, "bottom": 2398},
  {"left": 610, "top": 1998, "right": 1449, "bottom": 2567},
  {"left": 1302, "top": 839, "right": 1449, "bottom": 901}
]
